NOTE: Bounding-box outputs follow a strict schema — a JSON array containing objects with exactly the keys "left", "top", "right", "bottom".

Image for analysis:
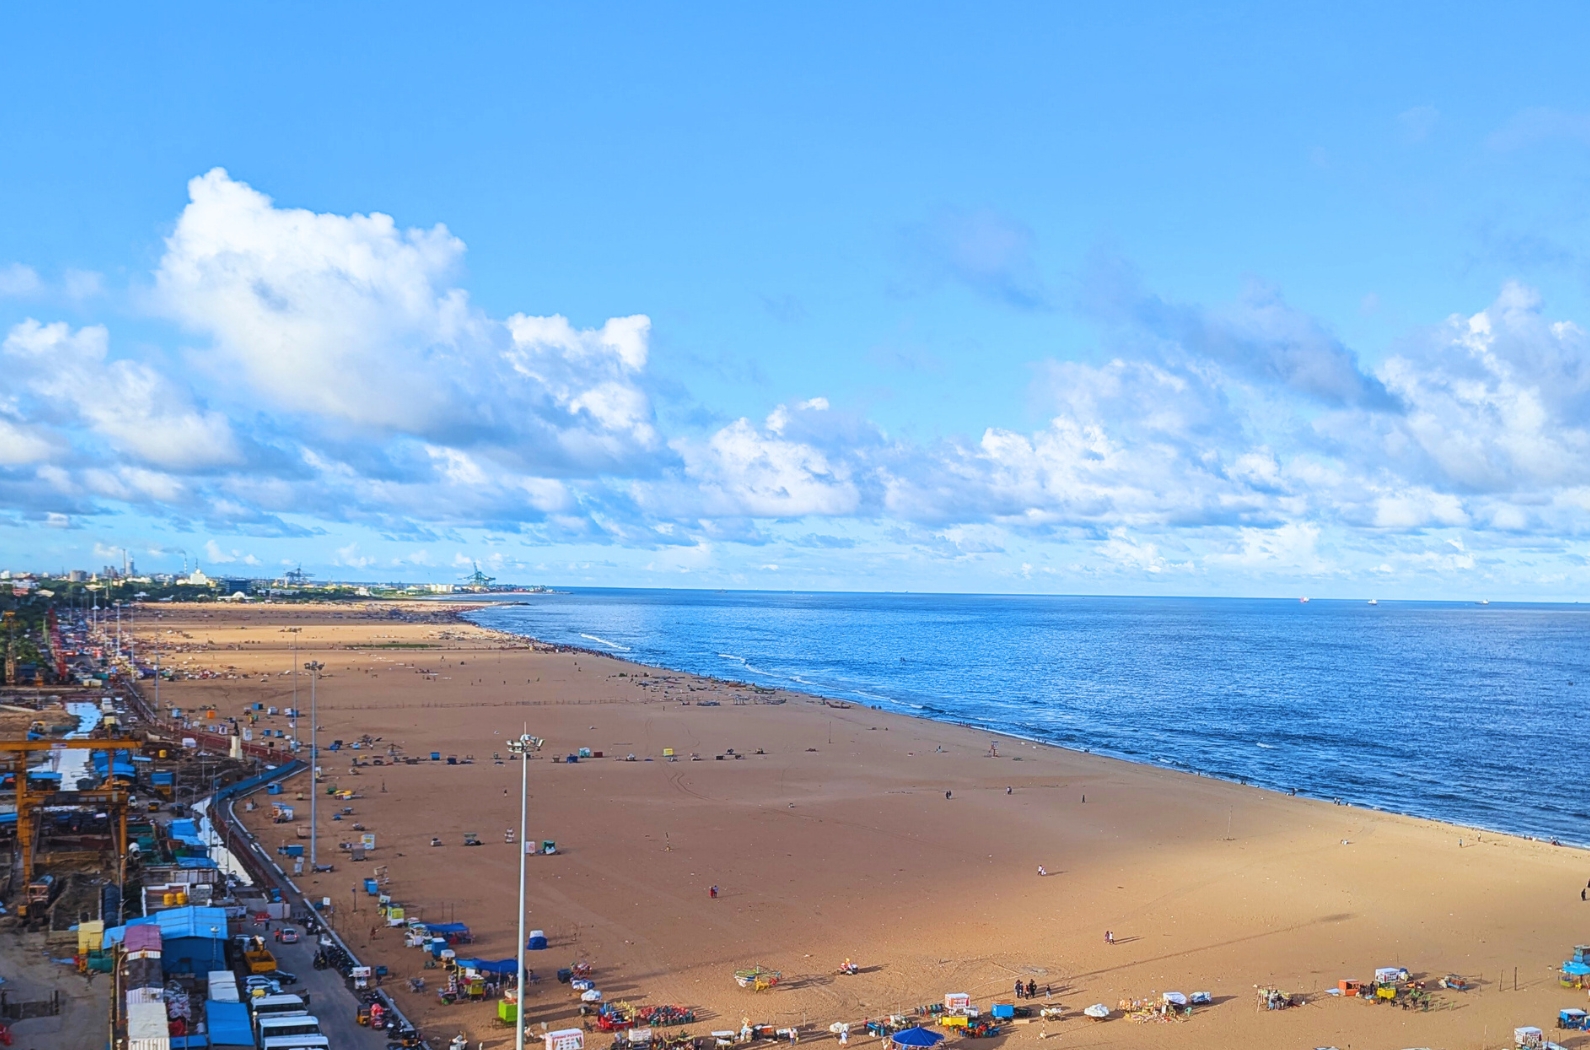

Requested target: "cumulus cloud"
[
  {"left": 2, "top": 319, "right": 239, "bottom": 470},
  {"left": 6, "top": 168, "right": 1590, "bottom": 589},
  {"left": 677, "top": 406, "right": 860, "bottom": 518},
  {"left": 153, "top": 168, "right": 658, "bottom": 473},
  {"left": 1329, "top": 282, "right": 1590, "bottom": 496}
]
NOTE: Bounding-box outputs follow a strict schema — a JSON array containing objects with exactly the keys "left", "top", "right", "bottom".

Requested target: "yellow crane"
[{"left": 4, "top": 738, "right": 139, "bottom": 884}]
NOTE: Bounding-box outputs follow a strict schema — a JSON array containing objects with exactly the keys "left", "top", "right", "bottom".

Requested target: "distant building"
[{"left": 68, "top": 570, "right": 87, "bottom": 583}]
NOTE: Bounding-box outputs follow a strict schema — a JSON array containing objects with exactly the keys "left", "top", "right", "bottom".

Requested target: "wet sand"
[{"left": 138, "top": 601, "right": 1590, "bottom": 1049}]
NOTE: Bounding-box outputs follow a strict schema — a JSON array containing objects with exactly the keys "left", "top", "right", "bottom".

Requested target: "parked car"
[
  {"left": 245, "top": 975, "right": 283, "bottom": 996},
  {"left": 272, "top": 971, "right": 299, "bottom": 986},
  {"left": 279, "top": 927, "right": 300, "bottom": 943}
]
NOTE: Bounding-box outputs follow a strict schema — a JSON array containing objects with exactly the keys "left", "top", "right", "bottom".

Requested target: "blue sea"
[{"left": 465, "top": 591, "right": 1590, "bottom": 845}]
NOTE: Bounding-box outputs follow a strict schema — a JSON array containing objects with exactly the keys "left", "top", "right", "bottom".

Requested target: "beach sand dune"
[{"left": 141, "top": 602, "right": 1589, "bottom": 1049}]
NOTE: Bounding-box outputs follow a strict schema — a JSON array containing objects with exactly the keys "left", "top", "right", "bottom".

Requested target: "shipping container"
[{"left": 127, "top": 999, "right": 171, "bottom": 1050}]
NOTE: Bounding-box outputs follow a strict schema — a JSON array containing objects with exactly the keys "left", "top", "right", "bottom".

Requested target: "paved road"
[
  {"left": 219, "top": 782, "right": 423, "bottom": 1049},
  {"left": 242, "top": 916, "right": 396, "bottom": 1050}
]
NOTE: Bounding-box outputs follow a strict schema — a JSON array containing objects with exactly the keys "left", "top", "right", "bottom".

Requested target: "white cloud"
[
  {"left": 1208, "top": 522, "right": 1325, "bottom": 573},
  {"left": 677, "top": 413, "right": 859, "bottom": 518},
  {"left": 334, "top": 542, "right": 376, "bottom": 569},
  {"left": 2, "top": 319, "right": 239, "bottom": 470},
  {"left": 152, "top": 168, "right": 658, "bottom": 474},
  {"left": 0, "top": 418, "right": 56, "bottom": 466},
  {"left": 9, "top": 169, "right": 1590, "bottom": 592},
  {"left": 1099, "top": 529, "right": 1173, "bottom": 574},
  {"left": 0, "top": 264, "right": 42, "bottom": 297}
]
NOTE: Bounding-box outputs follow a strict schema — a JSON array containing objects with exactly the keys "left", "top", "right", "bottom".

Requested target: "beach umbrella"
[
  {"left": 1161, "top": 992, "right": 1187, "bottom": 1006},
  {"left": 1564, "top": 962, "right": 1590, "bottom": 976},
  {"left": 1082, "top": 1004, "right": 1111, "bottom": 1020},
  {"left": 890, "top": 1027, "right": 943, "bottom": 1048}
]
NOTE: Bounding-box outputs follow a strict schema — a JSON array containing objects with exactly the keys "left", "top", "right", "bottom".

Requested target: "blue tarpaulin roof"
[
  {"left": 169, "top": 818, "right": 200, "bottom": 837},
  {"left": 206, "top": 999, "right": 254, "bottom": 1047},
  {"left": 107, "top": 905, "right": 228, "bottom": 946},
  {"left": 158, "top": 905, "right": 228, "bottom": 940},
  {"left": 91, "top": 752, "right": 136, "bottom": 774},
  {"left": 891, "top": 1029, "right": 944, "bottom": 1048},
  {"left": 458, "top": 958, "right": 518, "bottom": 973},
  {"left": 176, "top": 856, "right": 218, "bottom": 869},
  {"left": 425, "top": 922, "right": 470, "bottom": 934}
]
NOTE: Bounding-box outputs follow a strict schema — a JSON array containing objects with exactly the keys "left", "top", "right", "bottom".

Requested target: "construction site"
[{"left": 0, "top": 597, "right": 295, "bottom": 1047}]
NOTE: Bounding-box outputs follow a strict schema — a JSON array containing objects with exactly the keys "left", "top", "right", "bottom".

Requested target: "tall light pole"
[
  {"left": 505, "top": 729, "right": 540, "bottom": 1050},
  {"left": 287, "top": 628, "right": 301, "bottom": 750},
  {"left": 304, "top": 660, "right": 324, "bottom": 871}
]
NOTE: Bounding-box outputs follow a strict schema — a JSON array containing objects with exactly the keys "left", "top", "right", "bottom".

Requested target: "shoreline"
[
  {"left": 457, "top": 605, "right": 1589, "bottom": 852},
  {"left": 137, "top": 600, "right": 1590, "bottom": 1050}
]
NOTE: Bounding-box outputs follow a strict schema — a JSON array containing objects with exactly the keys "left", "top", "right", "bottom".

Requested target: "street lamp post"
[
  {"left": 505, "top": 729, "right": 540, "bottom": 1050},
  {"left": 304, "top": 660, "right": 324, "bottom": 871},
  {"left": 287, "top": 628, "right": 301, "bottom": 750}
]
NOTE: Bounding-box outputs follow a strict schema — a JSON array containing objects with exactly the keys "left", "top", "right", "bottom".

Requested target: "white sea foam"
[{"left": 580, "top": 633, "right": 631, "bottom": 652}]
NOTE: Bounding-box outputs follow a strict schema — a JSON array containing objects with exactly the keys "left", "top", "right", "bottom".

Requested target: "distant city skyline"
[{"left": 3, "top": 5, "right": 1590, "bottom": 599}]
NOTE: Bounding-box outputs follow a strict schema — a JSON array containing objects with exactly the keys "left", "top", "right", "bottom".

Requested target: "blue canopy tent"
[
  {"left": 891, "top": 1029, "right": 944, "bottom": 1048},
  {"left": 457, "top": 958, "right": 519, "bottom": 974},
  {"left": 425, "top": 921, "right": 471, "bottom": 942},
  {"left": 1564, "top": 961, "right": 1590, "bottom": 977}
]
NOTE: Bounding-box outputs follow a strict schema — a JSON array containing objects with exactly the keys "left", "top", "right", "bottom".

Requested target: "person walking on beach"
[
  {"left": 1014, "top": 979, "right": 1024, "bottom": 1000},
  {"left": 1037, "top": 865, "right": 1047, "bottom": 877},
  {"left": 1105, "top": 930, "right": 1114, "bottom": 945},
  {"left": 945, "top": 790, "right": 952, "bottom": 800},
  {"left": 1027, "top": 980, "right": 1037, "bottom": 1000},
  {"left": 710, "top": 885, "right": 719, "bottom": 899}
]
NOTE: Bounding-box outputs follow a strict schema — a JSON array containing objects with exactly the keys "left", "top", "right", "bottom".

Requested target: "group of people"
[{"left": 1012, "top": 979, "right": 1049, "bottom": 999}]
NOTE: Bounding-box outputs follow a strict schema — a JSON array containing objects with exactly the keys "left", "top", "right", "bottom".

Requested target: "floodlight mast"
[
  {"left": 505, "top": 730, "right": 541, "bottom": 1050},
  {"left": 304, "top": 660, "right": 324, "bottom": 870}
]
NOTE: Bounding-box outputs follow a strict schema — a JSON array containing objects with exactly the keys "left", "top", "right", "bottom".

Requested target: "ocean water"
[{"left": 465, "top": 591, "right": 1590, "bottom": 844}]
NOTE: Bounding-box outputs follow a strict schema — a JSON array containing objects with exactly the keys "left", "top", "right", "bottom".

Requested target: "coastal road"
[
  {"left": 243, "top": 914, "right": 396, "bottom": 1050},
  {"left": 217, "top": 783, "right": 424, "bottom": 1048}
]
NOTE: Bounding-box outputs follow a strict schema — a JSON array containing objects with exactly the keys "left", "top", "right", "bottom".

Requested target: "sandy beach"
[{"left": 138, "top": 601, "right": 1590, "bottom": 1049}]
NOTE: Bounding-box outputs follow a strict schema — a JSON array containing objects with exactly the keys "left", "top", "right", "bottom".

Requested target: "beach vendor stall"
[
  {"left": 890, "top": 1027, "right": 944, "bottom": 1049},
  {"left": 425, "top": 921, "right": 472, "bottom": 944},
  {"left": 546, "top": 1029, "right": 585, "bottom": 1050}
]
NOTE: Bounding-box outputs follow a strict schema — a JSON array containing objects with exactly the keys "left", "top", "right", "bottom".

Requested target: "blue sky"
[{"left": 4, "top": 4, "right": 1590, "bottom": 597}]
